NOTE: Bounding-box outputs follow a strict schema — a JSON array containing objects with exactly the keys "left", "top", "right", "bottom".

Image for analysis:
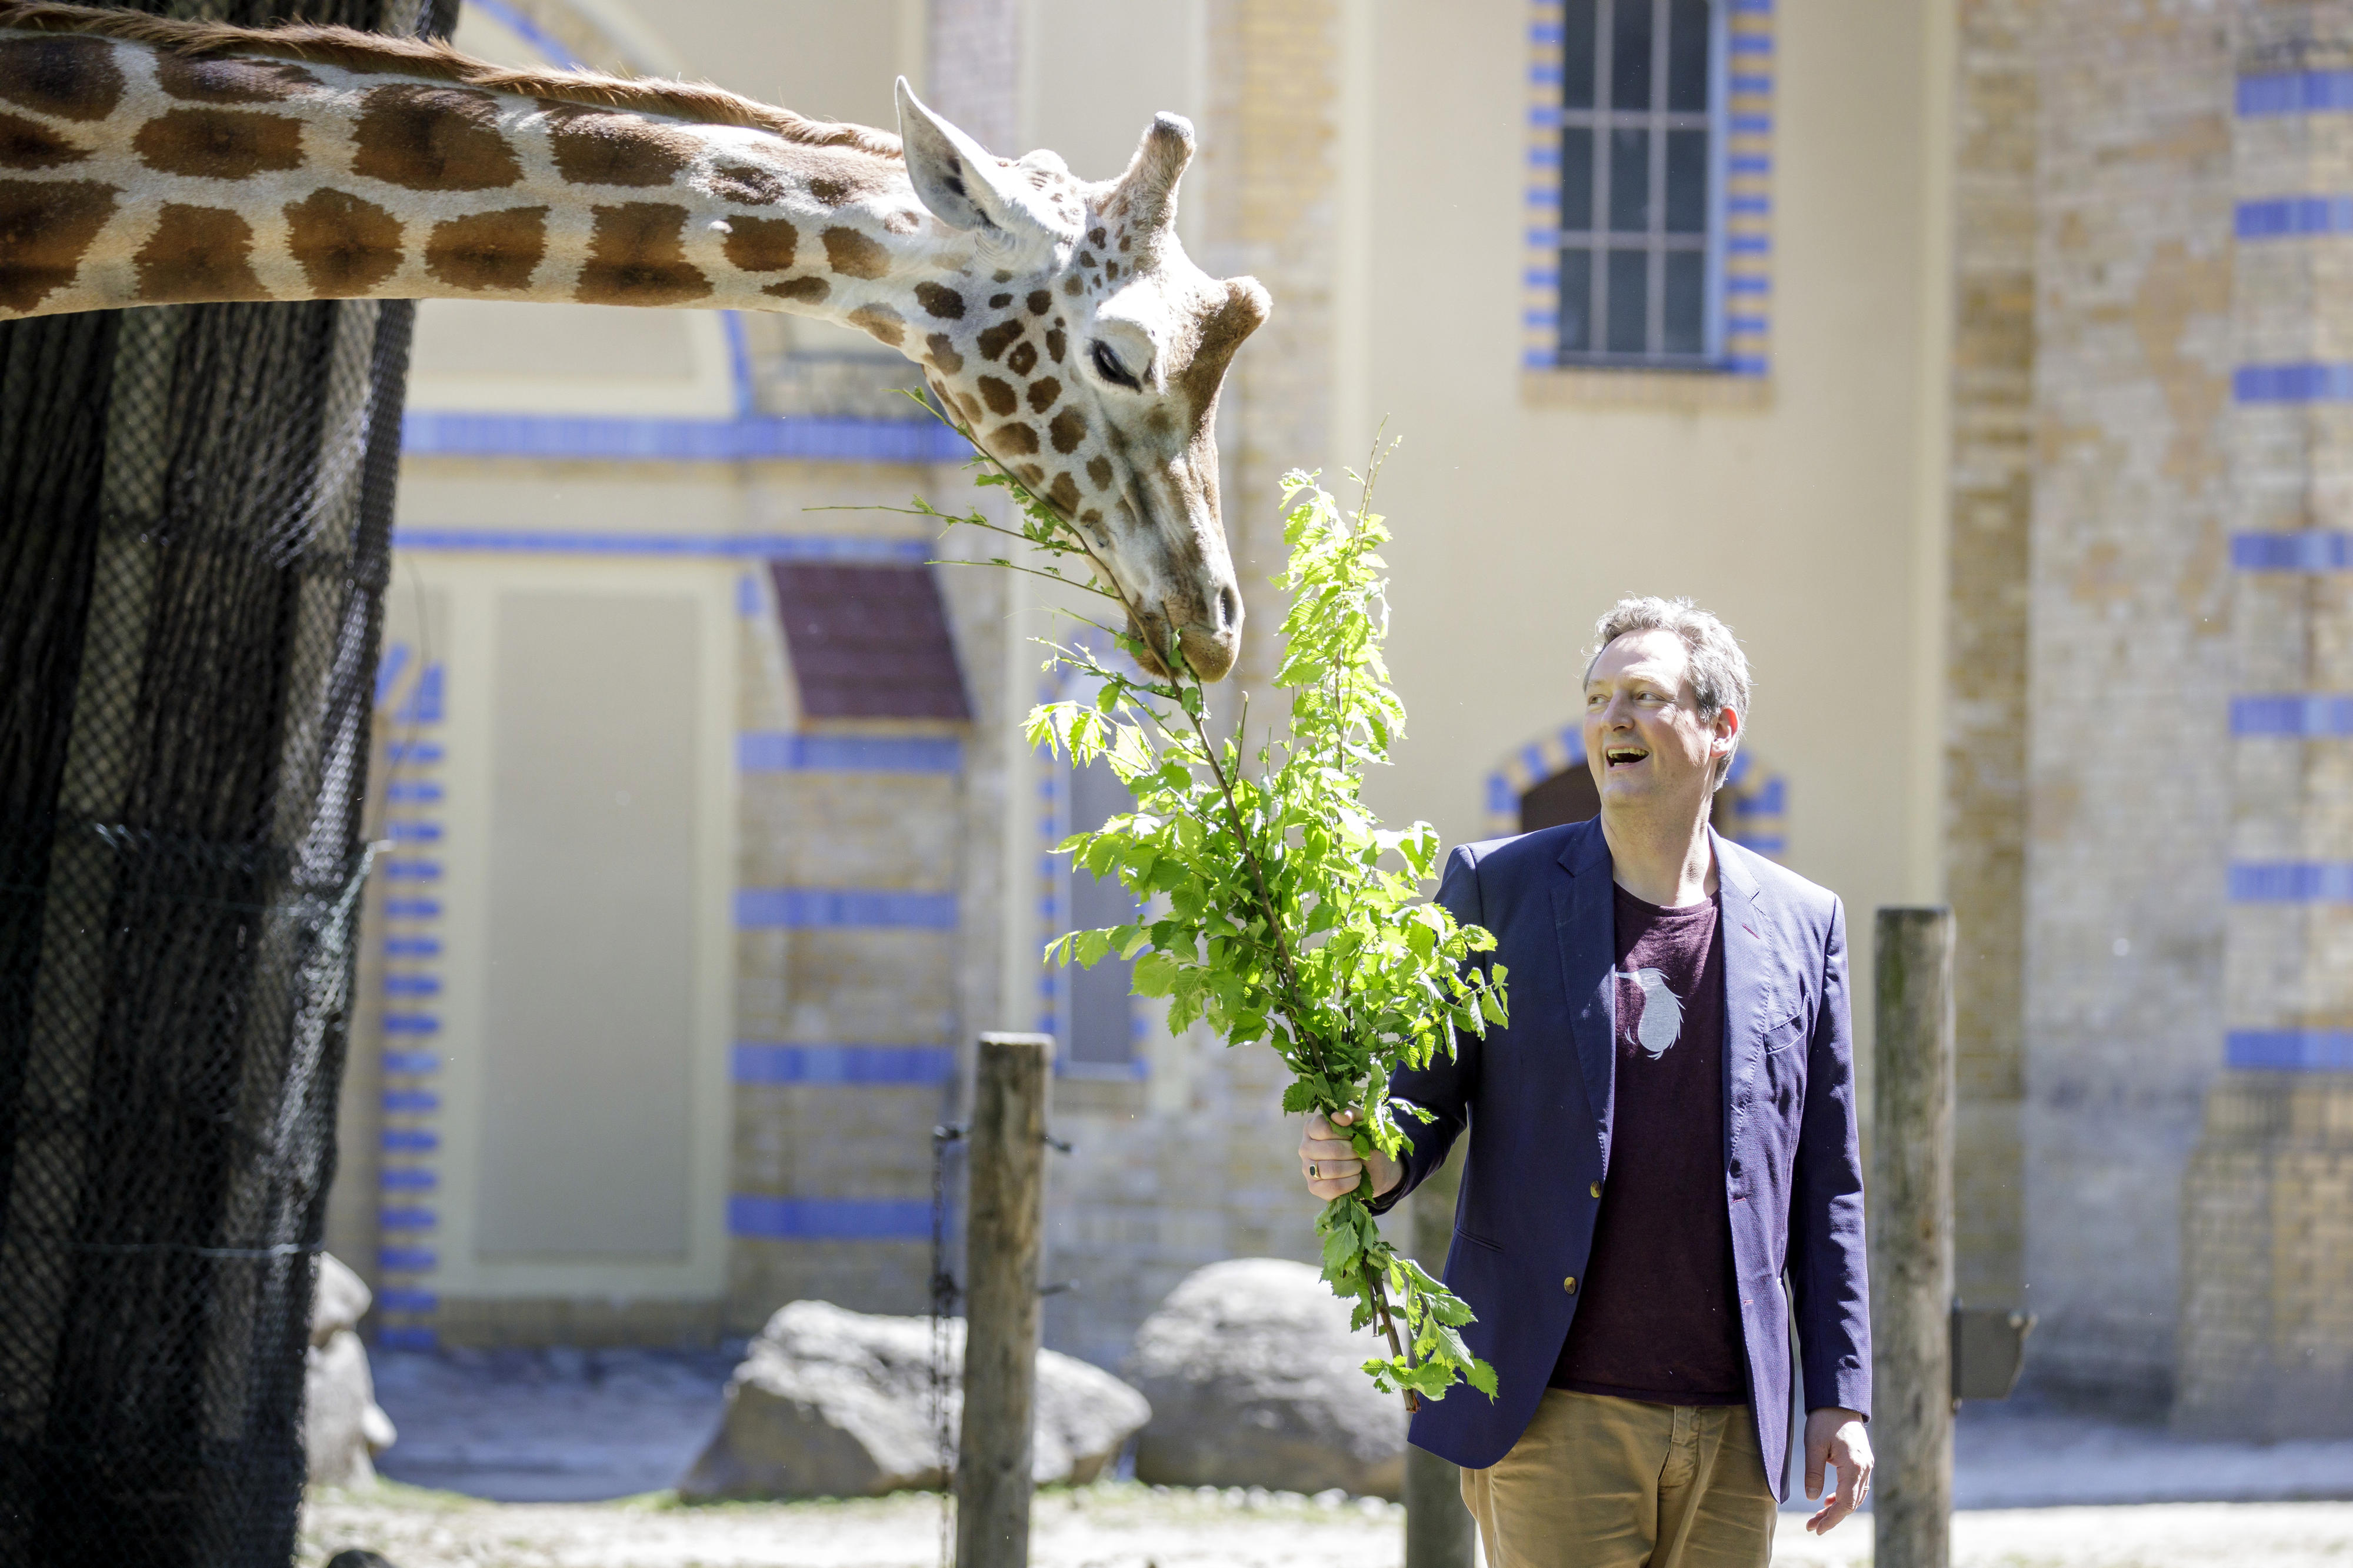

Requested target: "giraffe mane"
[{"left": 0, "top": 0, "right": 906, "bottom": 159}]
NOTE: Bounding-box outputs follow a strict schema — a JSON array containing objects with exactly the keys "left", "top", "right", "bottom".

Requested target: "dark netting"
[{"left": 0, "top": 4, "right": 452, "bottom": 1563}]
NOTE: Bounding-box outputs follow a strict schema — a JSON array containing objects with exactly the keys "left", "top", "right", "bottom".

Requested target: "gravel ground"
[{"left": 302, "top": 1483, "right": 2353, "bottom": 1568}]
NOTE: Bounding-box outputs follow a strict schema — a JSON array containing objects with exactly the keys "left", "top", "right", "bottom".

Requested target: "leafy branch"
[{"left": 912, "top": 405, "right": 1508, "bottom": 1407}]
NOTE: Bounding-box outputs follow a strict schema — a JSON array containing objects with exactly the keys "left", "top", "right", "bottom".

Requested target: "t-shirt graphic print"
[{"left": 1551, "top": 882, "right": 1749, "bottom": 1405}]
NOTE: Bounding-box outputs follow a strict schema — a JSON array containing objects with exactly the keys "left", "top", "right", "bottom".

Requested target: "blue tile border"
[
  {"left": 393, "top": 529, "right": 932, "bottom": 563},
  {"left": 2234, "top": 531, "right": 2353, "bottom": 571},
  {"left": 2227, "top": 1030, "right": 2353, "bottom": 1070},
  {"left": 2232, "top": 695, "right": 2353, "bottom": 735},
  {"left": 402, "top": 411, "right": 971, "bottom": 465},
  {"left": 731, "top": 1043, "right": 956, "bottom": 1085},
  {"left": 734, "top": 887, "right": 960, "bottom": 930},
  {"left": 2229, "top": 862, "right": 2353, "bottom": 902},
  {"left": 726, "top": 1194, "right": 932, "bottom": 1240},
  {"left": 736, "top": 733, "right": 964, "bottom": 774}
]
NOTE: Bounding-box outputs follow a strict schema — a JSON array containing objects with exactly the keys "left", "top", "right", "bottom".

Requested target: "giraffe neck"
[{"left": 0, "top": 19, "right": 976, "bottom": 348}]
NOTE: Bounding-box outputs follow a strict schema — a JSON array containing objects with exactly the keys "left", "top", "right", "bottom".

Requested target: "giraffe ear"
[
  {"left": 1110, "top": 112, "right": 1194, "bottom": 235},
  {"left": 895, "top": 78, "right": 1059, "bottom": 255}
]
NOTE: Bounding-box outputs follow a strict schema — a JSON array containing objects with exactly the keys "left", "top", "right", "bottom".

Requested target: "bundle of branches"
[{"left": 917, "top": 447, "right": 1509, "bottom": 1407}]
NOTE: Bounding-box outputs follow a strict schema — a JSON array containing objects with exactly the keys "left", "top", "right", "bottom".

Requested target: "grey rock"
[
  {"left": 305, "top": 1255, "right": 397, "bottom": 1488},
  {"left": 1126, "top": 1258, "right": 1407, "bottom": 1500},
  {"left": 679, "top": 1299, "right": 1151, "bottom": 1500}
]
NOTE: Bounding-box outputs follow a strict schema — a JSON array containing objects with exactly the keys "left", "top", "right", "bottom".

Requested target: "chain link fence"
[{"left": 0, "top": 2, "right": 449, "bottom": 1560}]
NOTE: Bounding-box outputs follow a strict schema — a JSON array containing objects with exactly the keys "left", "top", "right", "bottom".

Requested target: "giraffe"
[{"left": 0, "top": 1, "right": 1268, "bottom": 679}]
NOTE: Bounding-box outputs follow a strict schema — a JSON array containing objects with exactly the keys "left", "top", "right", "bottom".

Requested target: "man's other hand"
[
  {"left": 1802, "top": 1406, "right": 1872, "bottom": 1534},
  {"left": 1298, "top": 1108, "right": 1402, "bottom": 1203}
]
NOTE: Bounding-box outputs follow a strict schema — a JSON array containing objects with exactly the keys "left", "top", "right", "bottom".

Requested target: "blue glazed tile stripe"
[
  {"left": 2237, "top": 196, "right": 2353, "bottom": 238},
  {"left": 394, "top": 529, "right": 931, "bottom": 563},
  {"left": 402, "top": 411, "right": 971, "bottom": 465},
  {"left": 2231, "top": 695, "right": 2353, "bottom": 735},
  {"left": 2235, "top": 363, "right": 2353, "bottom": 402},
  {"left": 736, "top": 733, "right": 964, "bottom": 774},
  {"left": 734, "top": 888, "right": 959, "bottom": 929},
  {"left": 731, "top": 1043, "right": 956, "bottom": 1085},
  {"left": 726, "top": 1195, "right": 931, "bottom": 1240},
  {"left": 2227, "top": 1031, "right": 2353, "bottom": 1070},
  {"left": 2234, "top": 532, "right": 2353, "bottom": 571},
  {"left": 2229, "top": 862, "right": 2353, "bottom": 901},
  {"left": 2239, "top": 70, "right": 2353, "bottom": 116}
]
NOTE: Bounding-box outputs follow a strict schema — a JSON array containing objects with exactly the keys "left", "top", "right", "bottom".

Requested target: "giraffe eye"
[{"left": 1089, "top": 341, "right": 1138, "bottom": 388}]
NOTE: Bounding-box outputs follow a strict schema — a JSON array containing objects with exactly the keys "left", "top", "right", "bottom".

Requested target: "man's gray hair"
[{"left": 1583, "top": 595, "right": 1752, "bottom": 789}]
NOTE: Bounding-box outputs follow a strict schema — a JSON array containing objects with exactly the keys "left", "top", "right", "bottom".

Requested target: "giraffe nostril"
[{"left": 1217, "top": 585, "right": 1239, "bottom": 630}]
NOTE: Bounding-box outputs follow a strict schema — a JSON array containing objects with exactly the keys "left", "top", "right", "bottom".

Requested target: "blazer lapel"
[
  {"left": 1550, "top": 821, "right": 1619, "bottom": 1170},
  {"left": 1712, "top": 826, "right": 1772, "bottom": 1146}
]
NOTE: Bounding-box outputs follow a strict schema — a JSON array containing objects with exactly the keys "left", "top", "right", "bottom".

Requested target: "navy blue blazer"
[{"left": 1376, "top": 818, "right": 1870, "bottom": 1495}]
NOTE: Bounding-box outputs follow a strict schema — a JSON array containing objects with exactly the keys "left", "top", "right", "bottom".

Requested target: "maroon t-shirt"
[{"left": 1550, "top": 883, "right": 1748, "bottom": 1404}]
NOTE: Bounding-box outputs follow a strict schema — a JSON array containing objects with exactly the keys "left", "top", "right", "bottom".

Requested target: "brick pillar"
[
  {"left": 1947, "top": 0, "right": 2041, "bottom": 1314},
  {"left": 2176, "top": 0, "right": 2353, "bottom": 1439}
]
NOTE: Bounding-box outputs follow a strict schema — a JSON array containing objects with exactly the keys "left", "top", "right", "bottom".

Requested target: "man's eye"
[{"left": 1091, "top": 341, "right": 1138, "bottom": 388}]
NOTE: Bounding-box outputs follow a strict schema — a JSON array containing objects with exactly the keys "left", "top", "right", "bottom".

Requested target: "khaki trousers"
[{"left": 1458, "top": 1390, "right": 1778, "bottom": 1568}]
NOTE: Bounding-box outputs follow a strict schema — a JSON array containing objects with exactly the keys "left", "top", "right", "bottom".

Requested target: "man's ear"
[{"left": 895, "top": 78, "right": 1062, "bottom": 255}]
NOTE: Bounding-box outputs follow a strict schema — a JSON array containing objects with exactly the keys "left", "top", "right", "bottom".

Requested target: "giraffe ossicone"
[{"left": 0, "top": 1, "right": 1266, "bottom": 680}]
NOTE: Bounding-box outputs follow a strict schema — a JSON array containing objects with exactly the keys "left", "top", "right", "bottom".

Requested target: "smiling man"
[{"left": 1299, "top": 596, "right": 1872, "bottom": 1568}]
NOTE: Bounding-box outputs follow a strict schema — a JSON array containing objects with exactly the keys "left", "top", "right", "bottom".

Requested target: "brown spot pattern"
[
  {"left": 808, "top": 175, "right": 849, "bottom": 205},
  {"left": 545, "top": 106, "right": 696, "bottom": 187},
  {"left": 721, "top": 215, "right": 796, "bottom": 272},
  {"left": 710, "top": 160, "right": 786, "bottom": 205},
  {"left": 881, "top": 208, "right": 919, "bottom": 234},
  {"left": 975, "top": 319, "right": 1022, "bottom": 361},
  {"left": 134, "top": 108, "right": 302, "bottom": 182},
  {"left": 352, "top": 85, "right": 521, "bottom": 192},
  {"left": 988, "top": 292, "right": 1011, "bottom": 308},
  {"left": 425, "top": 205, "right": 546, "bottom": 291},
  {"left": 1006, "top": 340, "right": 1037, "bottom": 377},
  {"left": 925, "top": 333, "right": 962, "bottom": 373},
  {"left": 575, "top": 202, "right": 709, "bottom": 305},
  {"left": 1028, "top": 377, "right": 1061, "bottom": 414},
  {"left": 1062, "top": 276, "right": 1081, "bottom": 296},
  {"left": 0, "top": 38, "right": 121, "bottom": 122},
  {"left": 156, "top": 55, "right": 319, "bottom": 104},
  {"left": 992, "top": 422, "right": 1038, "bottom": 455},
  {"left": 914, "top": 281, "right": 964, "bottom": 319},
  {"left": 1049, "top": 472, "right": 1080, "bottom": 512},
  {"left": 134, "top": 202, "right": 265, "bottom": 303},
  {"left": 1086, "top": 455, "right": 1112, "bottom": 491},
  {"left": 1081, "top": 507, "right": 1102, "bottom": 526},
  {"left": 821, "top": 225, "right": 888, "bottom": 279},
  {"left": 0, "top": 177, "right": 112, "bottom": 311},
  {"left": 976, "top": 376, "right": 1016, "bottom": 417},
  {"left": 1026, "top": 289, "right": 1051, "bottom": 315},
  {"left": 1049, "top": 406, "right": 1086, "bottom": 453},
  {"left": 1046, "top": 326, "right": 1066, "bottom": 363},
  {"left": 1017, "top": 462, "right": 1044, "bottom": 487},
  {"left": 1088, "top": 226, "right": 1106, "bottom": 246},
  {"left": 764, "top": 275, "right": 828, "bottom": 303},
  {"left": 0, "top": 112, "right": 84, "bottom": 169},
  {"left": 284, "top": 187, "right": 402, "bottom": 296},
  {"left": 847, "top": 302, "right": 904, "bottom": 346}
]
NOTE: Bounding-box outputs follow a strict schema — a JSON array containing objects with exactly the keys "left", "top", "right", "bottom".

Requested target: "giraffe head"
[{"left": 894, "top": 81, "right": 1267, "bottom": 682}]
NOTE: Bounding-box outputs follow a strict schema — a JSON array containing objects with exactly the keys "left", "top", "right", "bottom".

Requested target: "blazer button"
[
  {"left": 1588, "top": 1180, "right": 1602, "bottom": 1198},
  {"left": 1562, "top": 1276, "right": 1579, "bottom": 1295}
]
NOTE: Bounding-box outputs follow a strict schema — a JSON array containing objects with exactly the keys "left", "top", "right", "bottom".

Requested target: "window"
[{"left": 1528, "top": 0, "right": 1772, "bottom": 379}]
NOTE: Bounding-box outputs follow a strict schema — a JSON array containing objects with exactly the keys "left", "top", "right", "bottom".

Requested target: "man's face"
[{"left": 1582, "top": 628, "right": 1735, "bottom": 819}]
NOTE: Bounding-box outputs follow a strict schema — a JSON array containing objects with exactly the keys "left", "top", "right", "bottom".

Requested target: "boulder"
[
  {"left": 679, "top": 1300, "right": 1151, "bottom": 1500},
  {"left": 1125, "top": 1258, "right": 1407, "bottom": 1500},
  {"left": 305, "top": 1253, "right": 397, "bottom": 1489}
]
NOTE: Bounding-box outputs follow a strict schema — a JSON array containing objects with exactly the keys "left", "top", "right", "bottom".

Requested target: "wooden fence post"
[
  {"left": 1870, "top": 908, "right": 1955, "bottom": 1568},
  {"left": 956, "top": 1032, "right": 1051, "bottom": 1568},
  {"left": 1405, "top": 1140, "right": 1475, "bottom": 1568}
]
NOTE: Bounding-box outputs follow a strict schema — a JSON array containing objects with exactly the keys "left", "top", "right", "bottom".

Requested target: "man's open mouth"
[{"left": 1605, "top": 746, "right": 1648, "bottom": 768}]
